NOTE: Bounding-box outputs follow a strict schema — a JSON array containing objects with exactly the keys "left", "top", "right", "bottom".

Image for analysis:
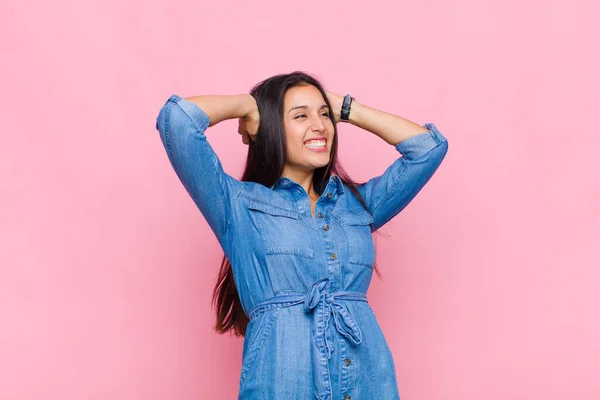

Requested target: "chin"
[{"left": 315, "top": 159, "right": 331, "bottom": 168}]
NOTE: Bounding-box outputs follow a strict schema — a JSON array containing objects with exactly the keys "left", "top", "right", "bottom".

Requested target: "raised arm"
[
  {"left": 344, "top": 99, "right": 449, "bottom": 232},
  {"left": 154, "top": 93, "right": 256, "bottom": 241}
]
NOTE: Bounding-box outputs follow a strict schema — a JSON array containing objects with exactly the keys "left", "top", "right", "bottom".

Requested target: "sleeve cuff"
[
  {"left": 166, "top": 94, "right": 211, "bottom": 132},
  {"left": 394, "top": 122, "right": 447, "bottom": 160}
]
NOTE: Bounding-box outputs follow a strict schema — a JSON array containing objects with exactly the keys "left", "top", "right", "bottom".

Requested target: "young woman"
[{"left": 155, "top": 71, "right": 449, "bottom": 400}]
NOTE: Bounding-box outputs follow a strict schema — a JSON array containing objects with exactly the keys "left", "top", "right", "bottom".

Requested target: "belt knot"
[{"left": 303, "top": 277, "right": 363, "bottom": 357}]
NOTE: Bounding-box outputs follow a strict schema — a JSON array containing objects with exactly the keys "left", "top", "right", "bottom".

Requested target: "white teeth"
[{"left": 305, "top": 140, "right": 326, "bottom": 148}]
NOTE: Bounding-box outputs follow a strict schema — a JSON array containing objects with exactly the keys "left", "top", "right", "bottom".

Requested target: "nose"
[{"left": 311, "top": 114, "right": 327, "bottom": 132}]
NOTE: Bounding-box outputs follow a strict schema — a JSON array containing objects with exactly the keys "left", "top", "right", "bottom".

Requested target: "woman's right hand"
[{"left": 238, "top": 95, "right": 260, "bottom": 145}]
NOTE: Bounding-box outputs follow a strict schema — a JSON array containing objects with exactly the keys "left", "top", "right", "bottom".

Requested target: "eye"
[{"left": 294, "top": 111, "right": 330, "bottom": 119}]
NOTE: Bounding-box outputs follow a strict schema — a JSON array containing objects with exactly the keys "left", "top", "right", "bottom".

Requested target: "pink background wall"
[{"left": 1, "top": 0, "right": 599, "bottom": 399}]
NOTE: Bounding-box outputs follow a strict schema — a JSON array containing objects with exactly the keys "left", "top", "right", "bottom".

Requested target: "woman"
[{"left": 155, "top": 71, "right": 448, "bottom": 399}]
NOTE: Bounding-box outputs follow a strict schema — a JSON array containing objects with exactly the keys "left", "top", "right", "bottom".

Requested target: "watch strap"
[{"left": 340, "top": 94, "right": 354, "bottom": 122}]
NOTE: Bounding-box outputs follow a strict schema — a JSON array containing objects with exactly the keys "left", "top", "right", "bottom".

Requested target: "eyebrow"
[{"left": 288, "top": 104, "right": 329, "bottom": 113}]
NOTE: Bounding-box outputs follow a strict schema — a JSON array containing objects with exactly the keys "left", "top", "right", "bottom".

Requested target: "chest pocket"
[
  {"left": 247, "top": 200, "right": 315, "bottom": 259},
  {"left": 336, "top": 207, "right": 376, "bottom": 268}
]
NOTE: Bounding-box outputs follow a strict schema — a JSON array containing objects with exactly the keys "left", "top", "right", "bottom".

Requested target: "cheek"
[
  {"left": 284, "top": 134, "right": 304, "bottom": 160},
  {"left": 290, "top": 137, "right": 306, "bottom": 158},
  {"left": 285, "top": 127, "right": 305, "bottom": 147}
]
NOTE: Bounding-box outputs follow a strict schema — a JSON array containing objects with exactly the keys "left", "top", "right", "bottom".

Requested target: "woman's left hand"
[{"left": 324, "top": 90, "right": 344, "bottom": 124}]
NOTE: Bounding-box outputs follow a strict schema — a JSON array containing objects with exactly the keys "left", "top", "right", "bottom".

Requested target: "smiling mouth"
[{"left": 304, "top": 139, "right": 327, "bottom": 149}]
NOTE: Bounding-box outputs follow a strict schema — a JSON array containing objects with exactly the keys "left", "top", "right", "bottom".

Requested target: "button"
[
  {"left": 344, "top": 395, "right": 351, "bottom": 400},
  {"left": 323, "top": 225, "right": 329, "bottom": 231},
  {"left": 318, "top": 212, "right": 324, "bottom": 218},
  {"left": 330, "top": 253, "right": 336, "bottom": 260},
  {"left": 344, "top": 358, "right": 351, "bottom": 365},
  {"left": 326, "top": 192, "right": 333, "bottom": 198}
]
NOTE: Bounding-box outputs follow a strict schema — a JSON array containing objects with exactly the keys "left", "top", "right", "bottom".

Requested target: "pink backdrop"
[{"left": 1, "top": 0, "right": 599, "bottom": 399}]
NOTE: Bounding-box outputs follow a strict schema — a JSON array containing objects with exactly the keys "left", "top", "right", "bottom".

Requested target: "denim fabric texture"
[{"left": 155, "top": 94, "right": 449, "bottom": 400}]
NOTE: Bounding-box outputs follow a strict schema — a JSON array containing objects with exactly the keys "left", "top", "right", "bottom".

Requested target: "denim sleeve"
[
  {"left": 155, "top": 94, "right": 242, "bottom": 240},
  {"left": 357, "top": 123, "right": 449, "bottom": 233}
]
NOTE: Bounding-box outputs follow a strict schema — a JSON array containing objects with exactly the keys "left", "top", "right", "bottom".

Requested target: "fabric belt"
[{"left": 247, "top": 277, "right": 368, "bottom": 399}]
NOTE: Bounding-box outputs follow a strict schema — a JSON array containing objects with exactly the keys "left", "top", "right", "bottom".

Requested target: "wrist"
[
  {"left": 347, "top": 100, "right": 362, "bottom": 126},
  {"left": 239, "top": 94, "right": 257, "bottom": 118}
]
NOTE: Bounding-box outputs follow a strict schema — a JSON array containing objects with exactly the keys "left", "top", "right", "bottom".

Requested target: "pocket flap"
[
  {"left": 247, "top": 201, "right": 300, "bottom": 219},
  {"left": 337, "top": 208, "right": 374, "bottom": 226}
]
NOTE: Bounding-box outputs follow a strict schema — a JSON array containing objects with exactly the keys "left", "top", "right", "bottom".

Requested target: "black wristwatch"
[{"left": 340, "top": 94, "right": 354, "bottom": 122}]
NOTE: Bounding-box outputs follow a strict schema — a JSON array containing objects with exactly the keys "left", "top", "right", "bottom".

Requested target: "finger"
[{"left": 246, "top": 122, "right": 257, "bottom": 137}]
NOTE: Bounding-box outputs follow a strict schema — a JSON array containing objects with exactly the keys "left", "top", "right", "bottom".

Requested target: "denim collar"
[{"left": 269, "top": 174, "right": 344, "bottom": 195}]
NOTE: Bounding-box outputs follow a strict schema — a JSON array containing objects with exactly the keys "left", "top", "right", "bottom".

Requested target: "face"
[{"left": 282, "top": 84, "right": 335, "bottom": 174}]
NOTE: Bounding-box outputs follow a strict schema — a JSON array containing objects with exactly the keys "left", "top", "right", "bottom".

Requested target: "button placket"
[
  {"left": 339, "top": 337, "right": 355, "bottom": 396},
  {"left": 319, "top": 182, "right": 341, "bottom": 291}
]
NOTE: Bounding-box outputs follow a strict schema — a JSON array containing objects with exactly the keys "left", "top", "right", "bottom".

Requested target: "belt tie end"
[{"left": 303, "top": 278, "right": 364, "bottom": 358}]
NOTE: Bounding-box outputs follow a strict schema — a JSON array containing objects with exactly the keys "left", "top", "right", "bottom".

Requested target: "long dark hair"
[{"left": 211, "top": 71, "right": 382, "bottom": 337}]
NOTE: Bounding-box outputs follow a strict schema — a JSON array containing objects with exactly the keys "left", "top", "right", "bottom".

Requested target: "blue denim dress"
[{"left": 155, "top": 94, "right": 449, "bottom": 400}]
